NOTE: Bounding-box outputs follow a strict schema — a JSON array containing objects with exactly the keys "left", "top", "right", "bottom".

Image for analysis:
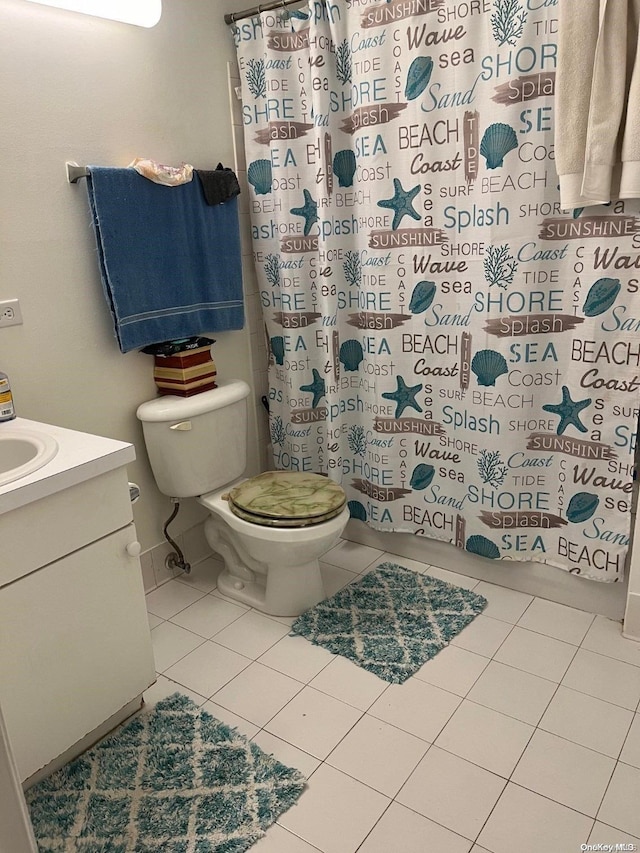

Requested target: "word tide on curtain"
[{"left": 232, "top": 0, "right": 640, "bottom": 582}]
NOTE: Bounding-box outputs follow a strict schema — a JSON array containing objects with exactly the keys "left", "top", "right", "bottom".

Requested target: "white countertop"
[{"left": 0, "top": 418, "right": 135, "bottom": 515}]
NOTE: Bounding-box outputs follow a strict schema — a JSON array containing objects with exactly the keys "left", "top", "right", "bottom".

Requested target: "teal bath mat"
[
  {"left": 291, "top": 562, "right": 487, "bottom": 684},
  {"left": 26, "top": 693, "right": 306, "bottom": 852}
]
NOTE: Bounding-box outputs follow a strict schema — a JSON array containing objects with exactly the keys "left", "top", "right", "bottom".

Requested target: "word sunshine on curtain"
[{"left": 233, "top": 0, "right": 640, "bottom": 582}]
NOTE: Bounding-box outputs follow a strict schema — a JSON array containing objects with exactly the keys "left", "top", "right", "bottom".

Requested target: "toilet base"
[{"left": 217, "top": 559, "right": 326, "bottom": 617}]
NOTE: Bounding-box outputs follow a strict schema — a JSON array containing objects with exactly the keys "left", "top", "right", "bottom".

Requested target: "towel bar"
[{"left": 66, "top": 162, "right": 89, "bottom": 183}]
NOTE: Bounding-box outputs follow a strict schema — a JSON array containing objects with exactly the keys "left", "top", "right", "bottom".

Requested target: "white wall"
[{"left": 0, "top": 0, "right": 260, "bottom": 552}]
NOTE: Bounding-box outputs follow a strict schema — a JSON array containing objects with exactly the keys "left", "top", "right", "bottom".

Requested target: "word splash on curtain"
[{"left": 232, "top": 0, "right": 640, "bottom": 582}]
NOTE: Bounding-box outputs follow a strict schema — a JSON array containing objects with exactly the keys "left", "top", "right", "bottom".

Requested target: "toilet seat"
[{"left": 226, "top": 471, "right": 346, "bottom": 528}]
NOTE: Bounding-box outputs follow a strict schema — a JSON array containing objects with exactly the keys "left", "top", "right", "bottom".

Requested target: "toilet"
[{"left": 136, "top": 379, "right": 349, "bottom": 616}]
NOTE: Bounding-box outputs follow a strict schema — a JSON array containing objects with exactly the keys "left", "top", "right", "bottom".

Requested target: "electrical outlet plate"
[{"left": 0, "top": 299, "right": 23, "bottom": 328}]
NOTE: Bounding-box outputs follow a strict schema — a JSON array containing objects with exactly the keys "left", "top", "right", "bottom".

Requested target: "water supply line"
[{"left": 163, "top": 499, "right": 191, "bottom": 574}]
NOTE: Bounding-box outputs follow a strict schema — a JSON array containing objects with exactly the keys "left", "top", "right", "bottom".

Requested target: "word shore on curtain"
[{"left": 232, "top": 0, "right": 640, "bottom": 582}]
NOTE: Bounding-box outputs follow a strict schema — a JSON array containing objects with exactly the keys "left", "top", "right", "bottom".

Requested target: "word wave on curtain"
[{"left": 232, "top": 0, "right": 640, "bottom": 582}]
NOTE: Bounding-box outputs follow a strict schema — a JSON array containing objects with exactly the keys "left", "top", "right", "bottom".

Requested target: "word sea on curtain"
[{"left": 232, "top": 0, "right": 640, "bottom": 582}]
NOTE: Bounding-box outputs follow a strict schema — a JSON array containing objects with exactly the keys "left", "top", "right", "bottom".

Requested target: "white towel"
[
  {"left": 556, "top": 0, "right": 640, "bottom": 208},
  {"left": 555, "top": 0, "right": 603, "bottom": 208},
  {"left": 581, "top": 0, "right": 630, "bottom": 204}
]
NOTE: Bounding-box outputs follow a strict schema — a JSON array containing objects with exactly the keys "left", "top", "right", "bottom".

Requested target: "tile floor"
[{"left": 145, "top": 541, "right": 640, "bottom": 853}]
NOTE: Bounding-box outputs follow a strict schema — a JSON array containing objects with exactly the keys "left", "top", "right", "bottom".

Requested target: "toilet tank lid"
[{"left": 136, "top": 379, "right": 251, "bottom": 423}]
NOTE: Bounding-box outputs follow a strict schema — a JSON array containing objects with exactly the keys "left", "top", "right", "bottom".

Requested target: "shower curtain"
[{"left": 232, "top": 0, "right": 640, "bottom": 582}]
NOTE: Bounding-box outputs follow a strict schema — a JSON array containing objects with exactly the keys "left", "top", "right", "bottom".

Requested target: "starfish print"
[
  {"left": 377, "top": 178, "right": 421, "bottom": 230},
  {"left": 290, "top": 189, "right": 318, "bottom": 236},
  {"left": 542, "top": 386, "right": 592, "bottom": 435},
  {"left": 300, "top": 369, "right": 326, "bottom": 408},
  {"left": 381, "top": 375, "right": 423, "bottom": 418}
]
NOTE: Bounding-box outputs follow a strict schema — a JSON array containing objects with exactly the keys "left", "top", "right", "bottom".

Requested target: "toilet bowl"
[
  {"left": 200, "top": 484, "right": 350, "bottom": 615},
  {"left": 136, "top": 380, "right": 349, "bottom": 617}
]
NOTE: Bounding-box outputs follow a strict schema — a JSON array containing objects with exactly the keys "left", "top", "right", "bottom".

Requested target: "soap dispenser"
[{"left": 0, "top": 372, "right": 16, "bottom": 421}]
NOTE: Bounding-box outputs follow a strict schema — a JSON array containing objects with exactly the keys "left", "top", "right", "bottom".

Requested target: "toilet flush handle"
[
  {"left": 170, "top": 421, "right": 192, "bottom": 430},
  {"left": 126, "top": 541, "right": 142, "bottom": 557}
]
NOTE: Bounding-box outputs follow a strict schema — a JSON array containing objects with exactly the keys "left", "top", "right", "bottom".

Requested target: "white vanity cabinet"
[{"left": 0, "top": 419, "right": 155, "bottom": 783}]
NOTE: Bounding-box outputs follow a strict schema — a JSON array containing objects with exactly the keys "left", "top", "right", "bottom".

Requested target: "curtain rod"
[{"left": 224, "top": 0, "right": 304, "bottom": 25}]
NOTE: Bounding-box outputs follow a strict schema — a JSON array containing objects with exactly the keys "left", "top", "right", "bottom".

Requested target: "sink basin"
[{"left": 0, "top": 428, "right": 59, "bottom": 486}]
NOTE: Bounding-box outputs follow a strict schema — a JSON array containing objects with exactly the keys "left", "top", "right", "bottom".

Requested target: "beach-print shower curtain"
[{"left": 232, "top": 0, "right": 640, "bottom": 581}]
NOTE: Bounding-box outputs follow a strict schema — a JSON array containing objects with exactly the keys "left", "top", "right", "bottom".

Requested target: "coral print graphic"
[{"left": 233, "top": 0, "right": 640, "bottom": 582}]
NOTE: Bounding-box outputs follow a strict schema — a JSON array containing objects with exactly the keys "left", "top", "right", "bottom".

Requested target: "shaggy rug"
[
  {"left": 26, "top": 693, "right": 306, "bottom": 852},
  {"left": 291, "top": 562, "right": 487, "bottom": 684}
]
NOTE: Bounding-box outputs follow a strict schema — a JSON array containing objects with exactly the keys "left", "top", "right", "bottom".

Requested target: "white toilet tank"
[{"left": 136, "top": 379, "right": 251, "bottom": 498}]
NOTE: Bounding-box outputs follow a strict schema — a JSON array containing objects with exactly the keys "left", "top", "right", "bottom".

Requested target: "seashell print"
[
  {"left": 410, "top": 463, "right": 435, "bottom": 490},
  {"left": 409, "top": 281, "right": 437, "bottom": 314},
  {"left": 471, "top": 349, "right": 508, "bottom": 387},
  {"left": 247, "top": 159, "right": 272, "bottom": 195},
  {"left": 270, "top": 336, "right": 285, "bottom": 365},
  {"left": 583, "top": 277, "right": 621, "bottom": 317},
  {"left": 405, "top": 55, "right": 433, "bottom": 101},
  {"left": 480, "top": 123, "right": 518, "bottom": 169},
  {"left": 348, "top": 500, "right": 367, "bottom": 521},
  {"left": 466, "top": 535, "right": 500, "bottom": 560},
  {"left": 339, "top": 339, "right": 364, "bottom": 372},
  {"left": 567, "top": 492, "right": 600, "bottom": 523},
  {"left": 332, "top": 150, "right": 357, "bottom": 188}
]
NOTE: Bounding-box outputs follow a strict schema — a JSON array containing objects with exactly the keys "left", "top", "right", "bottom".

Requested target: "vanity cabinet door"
[{"left": 0, "top": 523, "right": 155, "bottom": 781}]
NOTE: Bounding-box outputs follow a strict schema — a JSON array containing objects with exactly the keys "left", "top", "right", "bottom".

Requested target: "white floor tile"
[
  {"left": 200, "top": 700, "right": 259, "bottom": 740},
  {"left": 477, "top": 783, "right": 592, "bottom": 853},
  {"left": 512, "top": 729, "right": 615, "bottom": 817},
  {"left": 321, "top": 541, "right": 384, "bottom": 573},
  {"left": 435, "top": 700, "right": 533, "bottom": 778},
  {"left": 357, "top": 801, "right": 472, "bottom": 853},
  {"left": 278, "top": 763, "right": 390, "bottom": 853},
  {"left": 258, "top": 634, "right": 336, "bottom": 683},
  {"left": 251, "top": 823, "right": 322, "bottom": 853},
  {"left": 467, "top": 660, "right": 558, "bottom": 725},
  {"left": 251, "top": 730, "right": 321, "bottom": 779},
  {"left": 589, "top": 821, "right": 640, "bottom": 848},
  {"left": 582, "top": 616, "right": 640, "bottom": 667},
  {"left": 169, "top": 594, "right": 247, "bottom": 639},
  {"left": 562, "top": 648, "right": 640, "bottom": 711},
  {"left": 450, "top": 615, "right": 513, "bottom": 658},
  {"left": 212, "top": 661, "right": 303, "bottom": 727},
  {"left": 413, "top": 645, "right": 489, "bottom": 697},
  {"left": 145, "top": 579, "right": 206, "bottom": 620},
  {"left": 423, "top": 564, "right": 481, "bottom": 591},
  {"left": 142, "top": 675, "right": 207, "bottom": 709},
  {"left": 173, "top": 556, "right": 223, "bottom": 593},
  {"left": 494, "top": 626, "right": 577, "bottom": 682},
  {"left": 164, "top": 640, "right": 251, "bottom": 698},
  {"left": 539, "top": 686, "right": 634, "bottom": 759},
  {"left": 368, "top": 679, "right": 461, "bottom": 742},
  {"left": 212, "top": 610, "right": 290, "bottom": 659},
  {"left": 397, "top": 745, "right": 506, "bottom": 841},
  {"left": 265, "top": 686, "right": 362, "bottom": 759},
  {"left": 149, "top": 621, "right": 205, "bottom": 672},
  {"left": 472, "top": 582, "right": 533, "bottom": 624},
  {"left": 517, "top": 597, "right": 594, "bottom": 645},
  {"left": 598, "top": 762, "right": 640, "bottom": 837},
  {"left": 620, "top": 713, "right": 640, "bottom": 768},
  {"left": 147, "top": 612, "right": 163, "bottom": 630},
  {"left": 309, "top": 656, "right": 387, "bottom": 711},
  {"left": 319, "top": 563, "right": 357, "bottom": 597},
  {"left": 326, "top": 713, "right": 429, "bottom": 797}
]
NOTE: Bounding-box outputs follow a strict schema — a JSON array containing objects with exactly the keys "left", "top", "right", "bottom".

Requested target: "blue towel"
[{"left": 86, "top": 167, "right": 244, "bottom": 353}]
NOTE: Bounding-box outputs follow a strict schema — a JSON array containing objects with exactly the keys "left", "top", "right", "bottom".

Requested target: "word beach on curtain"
[{"left": 232, "top": 0, "right": 640, "bottom": 582}]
